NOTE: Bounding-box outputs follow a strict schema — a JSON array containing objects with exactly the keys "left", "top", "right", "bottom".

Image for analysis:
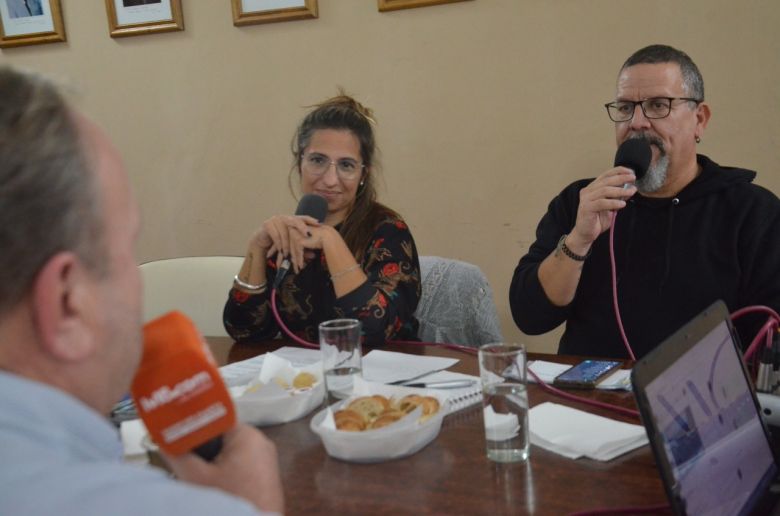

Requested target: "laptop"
[{"left": 631, "top": 300, "right": 780, "bottom": 516}]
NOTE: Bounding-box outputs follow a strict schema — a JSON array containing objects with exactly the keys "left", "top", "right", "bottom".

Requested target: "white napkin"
[
  {"left": 362, "top": 350, "right": 458, "bottom": 384},
  {"left": 220, "top": 346, "right": 322, "bottom": 386},
  {"left": 528, "top": 402, "right": 648, "bottom": 461},
  {"left": 120, "top": 419, "right": 149, "bottom": 464}
]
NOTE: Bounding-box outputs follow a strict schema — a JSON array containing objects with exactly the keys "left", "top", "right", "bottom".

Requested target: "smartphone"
[{"left": 552, "top": 359, "right": 622, "bottom": 389}]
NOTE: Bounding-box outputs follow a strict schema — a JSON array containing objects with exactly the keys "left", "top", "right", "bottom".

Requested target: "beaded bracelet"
[
  {"left": 330, "top": 263, "right": 361, "bottom": 280},
  {"left": 233, "top": 275, "right": 267, "bottom": 293}
]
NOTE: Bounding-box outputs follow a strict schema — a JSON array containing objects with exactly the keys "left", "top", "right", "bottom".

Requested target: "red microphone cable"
[
  {"left": 731, "top": 305, "right": 780, "bottom": 365},
  {"left": 526, "top": 367, "right": 639, "bottom": 419},
  {"left": 270, "top": 289, "right": 319, "bottom": 349},
  {"left": 269, "top": 288, "right": 480, "bottom": 355},
  {"left": 609, "top": 211, "right": 636, "bottom": 361}
]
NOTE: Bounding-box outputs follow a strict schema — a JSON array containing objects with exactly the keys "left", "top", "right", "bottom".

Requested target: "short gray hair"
[
  {"left": 621, "top": 44, "right": 704, "bottom": 101},
  {"left": 0, "top": 67, "right": 106, "bottom": 314}
]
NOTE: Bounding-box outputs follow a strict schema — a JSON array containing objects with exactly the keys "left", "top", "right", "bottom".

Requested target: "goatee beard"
[{"left": 628, "top": 133, "right": 667, "bottom": 194}]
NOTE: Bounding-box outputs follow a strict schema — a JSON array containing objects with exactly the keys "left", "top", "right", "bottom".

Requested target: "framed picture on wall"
[
  {"left": 105, "top": 0, "right": 184, "bottom": 38},
  {"left": 378, "top": 0, "right": 472, "bottom": 12},
  {"left": 0, "top": 0, "right": 65, "bottom": 49},
  {"left": 232, "top": 0, "right": 318, "bottom": 27}
]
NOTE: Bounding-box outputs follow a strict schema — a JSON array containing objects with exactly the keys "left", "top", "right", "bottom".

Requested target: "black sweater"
[{"left": 510, "top": 155, "right": 780, "bottom": 359}]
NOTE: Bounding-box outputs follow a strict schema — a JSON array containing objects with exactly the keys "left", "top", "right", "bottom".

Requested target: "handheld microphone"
[
  {"left": 614, "top": 138, "right": 652, "bottom": 183},
  {"left": 273, "top": 193, "right": 329, "bottom": 290},
  {"left": 130, "top": 311, "right": 236, "bottom": 461}
]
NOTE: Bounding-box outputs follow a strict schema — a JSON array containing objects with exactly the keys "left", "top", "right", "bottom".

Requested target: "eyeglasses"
[
  {"left": 604, "top": 97, "right": 701, "bottom": 122},
  {"left": 301, "top": 152, "right": 364, "bottom": 181}
]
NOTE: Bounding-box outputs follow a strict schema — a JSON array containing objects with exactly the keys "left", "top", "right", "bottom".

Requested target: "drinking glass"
[
  {"left": 319, "top": 319, "right": 362, "bottom": 404},
  {"left": 478, "top": 343, "right": 529, "bottom": 463}
]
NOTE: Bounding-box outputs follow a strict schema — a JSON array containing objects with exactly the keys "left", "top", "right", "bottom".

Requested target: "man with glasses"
[{"left": 510, "top": 44, "right": 779, "bottom": 359}]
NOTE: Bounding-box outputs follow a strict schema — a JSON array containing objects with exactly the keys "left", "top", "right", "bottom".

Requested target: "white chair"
[
  {"left": 139, "top": 256, "right": 244, "bottom": 337},
  {"left": 414, "top": 256, "right": 503, "bottom": 347}
]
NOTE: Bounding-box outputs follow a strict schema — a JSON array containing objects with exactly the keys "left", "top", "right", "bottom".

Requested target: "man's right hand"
[
  {"left": 569, "top": 167, "right": 637, "bottom": 253},
  {"left": 163, "top": 423, "right": 284, "bottom": 514}
]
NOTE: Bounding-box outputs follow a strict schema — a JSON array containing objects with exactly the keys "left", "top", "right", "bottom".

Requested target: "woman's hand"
[
  {"left": 288, "top": 224, "right": 339, "bottom": 272},
  {"left": 249, "top": 214, "right": 322, "bottom": 271}
]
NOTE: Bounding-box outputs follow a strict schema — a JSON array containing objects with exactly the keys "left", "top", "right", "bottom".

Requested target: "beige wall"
[{"left": 3, "top": 1, "right": 779, "bottom": 352}]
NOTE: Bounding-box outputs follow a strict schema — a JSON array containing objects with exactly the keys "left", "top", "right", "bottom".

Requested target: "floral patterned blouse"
[{"left": 223, "top": 214, "right": 421, "bottom": 346}]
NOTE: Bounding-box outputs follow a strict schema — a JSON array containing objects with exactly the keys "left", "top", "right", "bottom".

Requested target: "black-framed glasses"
[
  {"left": 604, "top": 97, "right": 701, "bottom": 122},
  {"left": 301, "top": 152, "right": 364, "bottom": 181}
]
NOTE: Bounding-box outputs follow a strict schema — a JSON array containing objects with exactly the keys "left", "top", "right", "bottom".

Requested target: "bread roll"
[
  {"left": 398, "top": 395, "right": 441, "bottom": 421},
  {"left": 419, "top": 396, "right": 440, "bottom": 422},
  {"left": 347, "top": 395, "right": 391, "bottom": 422},
  {"left": 334, "top": 394, "right": 439, "bottom": 432},
  {"left": 369, "top": 410, "right": 407, "bottom": 429},
  {"left": 334, "top": 409, "right": 365, "bottom": 431},
  {"left": 398, "top": 394, "right": 424, "bottom": 414}
]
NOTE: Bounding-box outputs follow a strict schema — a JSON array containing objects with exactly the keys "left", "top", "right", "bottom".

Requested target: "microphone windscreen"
[
  {"left": 614, "top": 138, "right": 652, "bottom": 181},
  {"left": 131, "top": 311, "right": 236, "bottom": 456},
  {"left": 295, "top": 193, "right": 328, "bottom": 223}
]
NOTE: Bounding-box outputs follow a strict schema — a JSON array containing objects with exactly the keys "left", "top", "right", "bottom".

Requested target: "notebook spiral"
[{"left": 416, "top": 371, "right": 482, "bottom": 415}]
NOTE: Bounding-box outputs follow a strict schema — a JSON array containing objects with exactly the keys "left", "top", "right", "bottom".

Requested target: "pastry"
[
  {"left": 333, "top": 394, "right": 440, "bottom": 432},
  {"left": 398, "top": 395, "right": 441, "bottom": 421},
  {"left": 334, "top": 409, "right": 366, "bottom": 431},
  {"left": 347, "top": 395, "right": 391, "bottom": 422},
  {"left": 369, "top": 410, "right": 407, "bottom": 429}
]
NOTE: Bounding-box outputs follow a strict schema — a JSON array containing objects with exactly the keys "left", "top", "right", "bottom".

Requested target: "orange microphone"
[{"left": 131, "top": 311, "right": 236, "bottom": 460}]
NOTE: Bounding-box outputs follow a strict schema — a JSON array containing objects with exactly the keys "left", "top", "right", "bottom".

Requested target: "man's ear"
[
  {"left": 695, "top": 101, "right": 711, "bottom": 136},
  {"left": 32, "top": 252, "right": 98, "bottom": 362}
]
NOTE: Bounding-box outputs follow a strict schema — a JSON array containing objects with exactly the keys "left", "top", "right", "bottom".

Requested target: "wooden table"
[{"left": 209, "top": 338, "right": 668, "bottom": 515}]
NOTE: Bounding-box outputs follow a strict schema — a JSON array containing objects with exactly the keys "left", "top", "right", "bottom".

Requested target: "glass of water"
[
  {"left": 478, "top": 343, "right": 529, "bottom": 463},
  {"left": 319, "top": 319, "right": 362, "bottom": 405}
]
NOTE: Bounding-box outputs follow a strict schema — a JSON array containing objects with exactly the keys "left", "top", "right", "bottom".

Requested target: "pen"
[{"left": 400, "top": 380, "right": 477, "bottom": 389}]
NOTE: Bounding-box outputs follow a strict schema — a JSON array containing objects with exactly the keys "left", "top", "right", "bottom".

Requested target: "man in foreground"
[
  {"left": 0, "top": 67, "right": 284, "bottom": 515},
  {"left": 510, "top": 44, "right": 779, "bottom": 359}
]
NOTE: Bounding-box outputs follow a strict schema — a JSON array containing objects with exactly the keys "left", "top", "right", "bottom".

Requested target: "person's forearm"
[
  {"left": 236, "top": 244, "right": 269, "bottom": 292},
  {"left": 320, "top": 227, "right": 367, "bottom": 298},
  {"left": 537, "top": 233, "right": 591, "bottom": 306}
]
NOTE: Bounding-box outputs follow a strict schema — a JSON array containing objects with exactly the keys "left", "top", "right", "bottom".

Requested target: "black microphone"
[
  {"left": 614, "top": 138, "right": 652, "bottom": 182},
  {"left": 273, "top": 193, "right": 328, "bottom": 290}
]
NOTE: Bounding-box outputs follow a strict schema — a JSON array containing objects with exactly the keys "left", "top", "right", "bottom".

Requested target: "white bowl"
[
  {"left": 233, "top": 378, "right": 325, "bottom": 426},
  {"left": 309, "top": 382, "right": 448, "bottom": 463}
]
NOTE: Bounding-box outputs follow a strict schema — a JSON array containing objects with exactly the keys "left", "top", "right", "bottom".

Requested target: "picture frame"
[
  {"left": 378, "top": 0, "right": 472, "bottom": 12},
  {"left": 231, "top": 0, "right": 318, "bottom": 27},
  {"left": 105, "top": 0, "right": 183, "bottom": 39},
  {"left": 0, "top": 0, "right": 65, "bottom": 49}
]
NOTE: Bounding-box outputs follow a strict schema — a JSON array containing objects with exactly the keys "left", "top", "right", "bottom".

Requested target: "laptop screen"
[{"left": 635, "top": 304, "right": 777, "bottom": 515}]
